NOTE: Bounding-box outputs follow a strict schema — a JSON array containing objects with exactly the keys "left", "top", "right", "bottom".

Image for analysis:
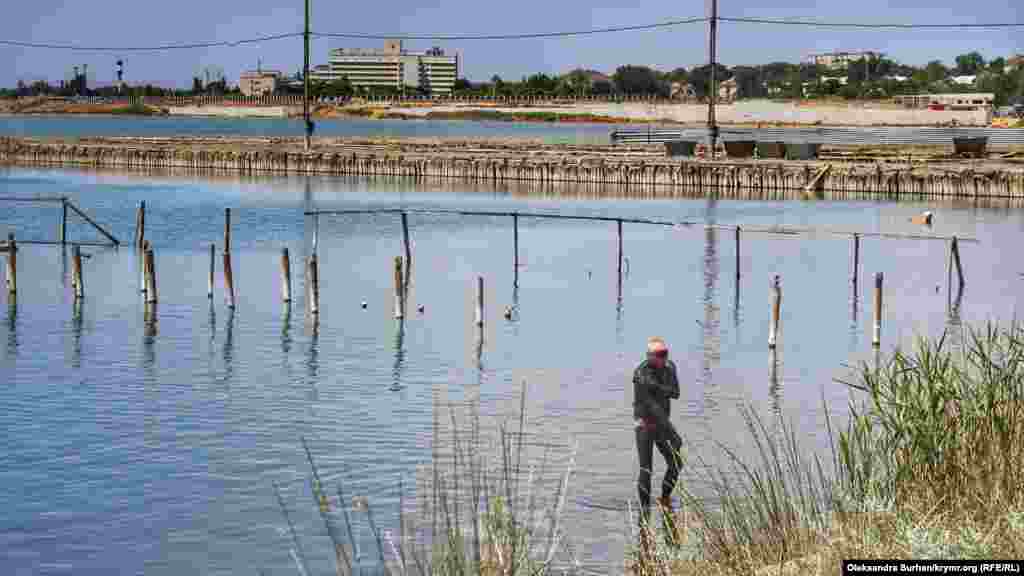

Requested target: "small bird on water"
[
  {"left": 417, "top": 304, "right": 425, "bottom": 314},
  {"left": 361, "top": 301, "right": 367, "bottom": 309},
  {"left": 504, "top": 305, "right": 515, "bottom": 320}
]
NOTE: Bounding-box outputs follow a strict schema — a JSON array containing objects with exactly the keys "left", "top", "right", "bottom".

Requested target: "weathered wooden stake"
[
  {"left": 307, "top": 254, "right": 319, "bottom": 315},
  {"left": 872, "top": 272, "right": 883, "bottom": 348},
  {"left": 394, "top": 255, "right": 404, "bottom": 319},
  {"left": 617, "top": 218, "right": 623, "bottom": 285},
  {"left": 72, "top": 244, "right": 84, "bottom": 299},
  {"left": 144, "top": 245, "right": 157, "bottom": 304},
  {"left": 136, "top": 201, "right": 146, "bottom": 249},
  {"left": 281, "top": 247, "right": 292, "bottom": 303},
  {"left": 5, "top": 233, "right": 17, "bottom": 296},
  {"left": 223, "top": 250, "right": 236, "bottom": 309},
  {"left": 768, "top": 275, "right": 781, "bottom": 349},
  {"left": 208, "top": 243, "right": 215, "bottom": 299},
  {"left": 401, "top": 211, "right": 412, "bottom": 276},
  {"left": 223, "top": 207, "right": 231, "bottom": 252},
  {"left": 851, "top": 233, "right": 860, "bottom": 288},
  {"left": 475, "top": 275, "right": 484, "bottom": 327},
  {"left": 735, "top": 226, "right": 741, "bottom": 281},
  {"left": 951, "top": 236, "right": 964, "bottom": 289},
  {"left": 513, "top": 213, "right": 519, "bottom": 287},
  {"left": 60, "top": 198, "right": 68, "bottom": 245}
]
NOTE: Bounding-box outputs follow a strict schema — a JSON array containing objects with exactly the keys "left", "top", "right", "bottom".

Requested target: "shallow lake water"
[{"left": 1, "top": 166, "right": 1023, "bottom": 575}]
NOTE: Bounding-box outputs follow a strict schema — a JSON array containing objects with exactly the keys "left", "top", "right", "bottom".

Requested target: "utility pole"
[
  {"left": 303, "top": 0, "right": 313, "bottom": 151},
  {"left": 707, "top": 0, "right": 719, "bottom": 155}
]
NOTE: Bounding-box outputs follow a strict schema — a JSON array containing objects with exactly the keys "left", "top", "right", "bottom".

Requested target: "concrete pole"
[
  {"left": 303, "top": 0, "right": 312, "bottom": 152},
  {"left": 707, "top": 0, "right": 719, "bottom": 154}
]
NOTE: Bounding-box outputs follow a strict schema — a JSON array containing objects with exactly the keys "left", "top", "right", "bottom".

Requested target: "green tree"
[
  {"left": 687, "top": 63, "right": 733, "bottom": 98},
  {"left": 925, "top": 60, "right": 948, "bottom": 84},
  {"left": 561, "top": 69, "right": 592, "bottom": 96},
  {"left": 612, "top": 65, "right": 664, "bottom": 96},
  {"left": 954, "top": 52, "right": 986, "bottom": 75}
]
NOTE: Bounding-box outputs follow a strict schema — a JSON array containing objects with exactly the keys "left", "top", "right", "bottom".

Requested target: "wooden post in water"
[
  {"left": 207, "top": 243, "right": 215, "bottom": 299},
  {"left": 734, "top": 226, "right": 740, "bottom": 282},
  {"left": 474, "top": 275, "right": 484, "bottom": 327},
  {"left": 136, "top": 201, "right": 146, "bottom": 249},
  {"left": 768, "top": 275, "right": 781, "bottom": 349},
  {"left": 307, "top": 253, "right": 319, "bottom": 315},
  {"left": 5, "top": 233, "right": 17, "bottom": 297},
  {"left": 400, "top": 211, "right": 412, "bottom": 277},
  {"left": 281, "top": 247, "right": 292, "bottom": 303},
  {"left": 513, "top": 213, "right": 519, "bottom": 288},
  {"left": 951, "top": 236, "right": 964, "bottom": 289},
  {"left": 60, "top": 198, "right": 68, "bottom": 245},
  {"left": 144, "top": 243, "right": 157, "bottom": 304},
  {"left": 852, "top": 233, "right": 860, "bottom": 289},
  {"left": 872, "top": 272, "right": 883, "bottom": 348},
  {"left": 223, "top": 209, "right": 235, "bottom": 309},
  {"left": 616, "top": 218, "right": 623, "bottom": 285},
  {"left": 71, "top": 244, "right": 83, "bottom": 299},
  {"left": 394, "top": 256, "right": 404, "bottom": 319}
]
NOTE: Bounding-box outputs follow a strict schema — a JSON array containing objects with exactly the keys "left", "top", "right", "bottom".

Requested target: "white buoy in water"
[{"left": 910, "top": 211, "right": 933, "bottom": 226}]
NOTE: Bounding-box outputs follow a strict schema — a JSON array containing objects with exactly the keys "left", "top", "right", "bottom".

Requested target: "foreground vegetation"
[
  {"left": 282, "top": 322, "right": 1024, "bottom": 575},
  {"left": 634, "top": 322, "right": 1024, "bottom": 575}
]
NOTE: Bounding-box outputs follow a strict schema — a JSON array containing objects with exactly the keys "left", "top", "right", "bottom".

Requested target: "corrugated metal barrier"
[{"left": 610, "top": 126, "right": 1024, "bottom": 146}]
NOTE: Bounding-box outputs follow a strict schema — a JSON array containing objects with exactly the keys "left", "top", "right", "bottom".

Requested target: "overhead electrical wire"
[
  {"left": 0, "top": 32, "right": 302, "bottom": 52},
  {"left": 718, "top": 16, "right": 1024, "bottom": 29},
  {"left": 0, "top": 16, "right": 1020, "bottom": 52},
  {"left": 311, "top": 17, "right": 708, "bottom": 41}
]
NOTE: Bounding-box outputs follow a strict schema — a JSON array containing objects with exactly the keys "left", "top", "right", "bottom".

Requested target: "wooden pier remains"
[{"left": 3, "top": 137, "right": 1023, "bottom": 199}]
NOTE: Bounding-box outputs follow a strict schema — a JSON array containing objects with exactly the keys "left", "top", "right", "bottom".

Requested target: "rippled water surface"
[{"left": 2, "top": 166, "right": 1023, "bottom": 575}]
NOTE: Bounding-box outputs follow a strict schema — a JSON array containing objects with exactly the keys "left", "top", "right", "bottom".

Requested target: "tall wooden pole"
[
  {"left": 5, "top": 233, "right": 17, "bottom": 297},
  {"left": 768, "top": 275, "right": 781, "bottom": 349},
  {"left": 303, "top": 0, "right": 312, "bottom": 152},
  {"left": 60, "top": 198, "right": 68, "bottom": 245},
  {"left": 707, "top": 0, "right": 719, "bottom": 153},
  {"left": 72, "top": 244, "right": 84, "bottom": 299},
  {"left": 872, "top": 273, "right": 883, "bottom": 348}
]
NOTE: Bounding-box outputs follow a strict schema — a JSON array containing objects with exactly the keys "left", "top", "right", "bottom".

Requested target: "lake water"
[
  {"left": 0, "top": 115, "right": 640, "bottom": 144},
  {"left": 2, "top": 165, "right": 1023, "bottom": 576}
]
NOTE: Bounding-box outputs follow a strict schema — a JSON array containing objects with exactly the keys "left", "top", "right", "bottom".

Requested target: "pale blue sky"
[{"left": 1, "top": 0, "right": 1020, "bottom": 88}]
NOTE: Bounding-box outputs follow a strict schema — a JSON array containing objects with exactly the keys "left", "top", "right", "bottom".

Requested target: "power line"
[
  {"left": 311, "top": 17, "right": 709, "bottom": 41},
  {"left": 720, "top": 16, "right": 1024, "bottom": 29},
  {"left": 0, "top": 32, "right": 302, "bottom": 52}
]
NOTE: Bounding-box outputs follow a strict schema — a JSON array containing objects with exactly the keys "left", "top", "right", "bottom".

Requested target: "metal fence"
[{"left": 610, "top": 126, "right": 1024, "bottom": 146}]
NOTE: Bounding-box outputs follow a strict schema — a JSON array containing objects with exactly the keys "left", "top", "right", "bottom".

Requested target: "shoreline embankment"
[
  {"left": 2, "top": 135, "right": 1023, "bottom": 199},
  {"left": 2, "top": 96, "right": 1008, "bottom": 127}
]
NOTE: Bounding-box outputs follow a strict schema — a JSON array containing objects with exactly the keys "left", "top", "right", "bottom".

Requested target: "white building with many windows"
[{"left": 310, "top": 40, "right": 458, "bottom": 95}]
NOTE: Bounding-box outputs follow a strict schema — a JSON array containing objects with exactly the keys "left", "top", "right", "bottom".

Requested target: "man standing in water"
[{"left": 633, "top": 336, "right": 682, "bottom": 524}]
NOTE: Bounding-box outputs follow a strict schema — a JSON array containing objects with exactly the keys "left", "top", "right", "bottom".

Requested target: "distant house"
[
  {"left": 812, "top": 51, "right": 882, "bottom": 69},
  {"left": 718, "top": 77, "right": 738, "bottom": 102},
  {"left": 893, "top": 92, "right": 993, "bottom": 109},
  {"left": 671, "top": 81, "right": 696, "bottom": 100},
  {"left": 239, "top": 70, "right": 281, "bottom": 97},
  {"left": 1006, "top": 55, "right": 1024, "bottom": 72},
  {"left": 884, "top": 75, "right": 909, "bottom": 82},
  {"left": 949, "top": 75, "right": 977, "bottom": 86}
]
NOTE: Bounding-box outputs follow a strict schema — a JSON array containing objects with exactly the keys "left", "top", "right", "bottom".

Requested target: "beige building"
[
  {"left": 239, "top": 70, "right": 281, "bottom": 96},
  {"left": 310, "top": 40, "right": 458, "bottom": 95},
  {"left": 812, "top": 51, "right": 881, "bottom": 69},
  {"left": 894, "top": 93, "right": 994, "bottom": 109}
]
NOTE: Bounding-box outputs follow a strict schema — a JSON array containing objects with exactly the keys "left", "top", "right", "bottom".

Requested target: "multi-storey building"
[{"left": 310, "top": 40, "right": 458, "bottom": 95}]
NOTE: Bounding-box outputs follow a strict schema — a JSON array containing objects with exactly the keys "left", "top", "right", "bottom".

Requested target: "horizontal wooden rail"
[{"left": 303, "top": 207, "right": 979, "bottom": 243}]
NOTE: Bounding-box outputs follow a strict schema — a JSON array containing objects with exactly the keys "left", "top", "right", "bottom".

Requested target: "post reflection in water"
[
  {"left": 768, "top": 348, "right": 782, "bottom": 420},
  {"left": 142, "top": 303, "right": 157, "bottom": 377},
  {"left": 282, "top": 302, "right": 292, "bottom": 355},
  {"left": 391, "top": 319, "right": 406, "bottom": 392},
  {"left": 946, "top": 284, "right": 965, "bottom": 367},
  {"left": 71, "top": 298, "right": 83, "bottom": 369},
  {"left": 61, "top": 246, "right": 68, "bottom": 289},
  {"left": 701, "top": 199, "right": 721, "bottom": 416},
  {"left": 5, "top": 298, "right": 16, "bottom": 358},
  {"left": 305, "top": 314, "right": 320, "bottom": 402},
  {"left": 222, "top": 308, "right": 235, "bottom": 389}
]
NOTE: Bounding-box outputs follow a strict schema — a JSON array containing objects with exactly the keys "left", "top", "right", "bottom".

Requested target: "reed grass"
[
  {"left": 630, "top": 321, "right": 1024, "bottom": 575},
  {"left": 281, "top": 382, "right": 577, "bottom": 576}
]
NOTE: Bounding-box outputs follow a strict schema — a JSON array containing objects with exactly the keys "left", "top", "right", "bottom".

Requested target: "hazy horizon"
[{"left": 1, "top": 0, "right": 1021, "bottom": 89}]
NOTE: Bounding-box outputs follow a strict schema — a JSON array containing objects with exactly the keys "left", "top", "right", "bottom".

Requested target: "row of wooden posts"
[{"left": 3, "top": 205, "right": 967, "bottom": 351}]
